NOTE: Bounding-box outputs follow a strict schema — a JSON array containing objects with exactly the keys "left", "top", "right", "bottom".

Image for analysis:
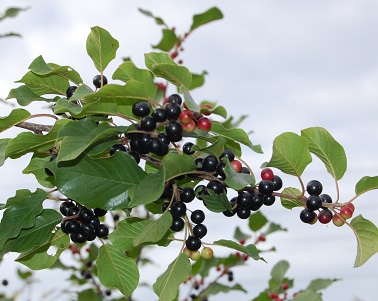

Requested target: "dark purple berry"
[
  {"left": 141, "top": 116, "right": 156, "bottom": 131},
  {"left": 272, "top": 175, "right": 283, "bottom": 191},
  {"left": 170, "top": 201, "right": 187, "bottom": 217},
  {"left": 186, "top": 235, "right": 201, "bottom": 251},
  {"left": 93, "top": 75, "right": 108, "bottom": 88},
  {"left": 237, "top": 207, "right": 251, "bottom": 219},
  {"left": 306, "top": 195, "right": 322, "bottom": 211},
  {"left": 306, "top": 180, "right": 323, "bottom": 196},
  {"left": 168, "top": 94, "right": 182, "bottom": 105},
  {"left": 152, "top": 108, "right": 167, "bottom": 122},
  {"left": 78, "top": 208, "right": 94, "bottom": 223},
  {"left": 165, "top": 102, "right": 181, "bottom": 120},
  {"left": 60, "top": 201, "right": 75, "bottom": 216},
  {"left": 193, "top": 224, "right": 207, "bottom": 238},
  {"left": 263, "top": 195, "right": 276, "bottom": 206},
  {"left": 237, "top": 192, "right": 252, "bottom": 208},
  {"left": 300, "top": 208, "right": 316, "bottom": 223},
  {"left": 71, "top": 232, "right": 87, "bottom": 243},
  {"left": 132, "top": 101, "right": 151, "bottom": 117}
]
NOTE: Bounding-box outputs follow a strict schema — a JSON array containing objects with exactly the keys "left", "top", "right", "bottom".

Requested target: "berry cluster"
[
  {"left": 60, "top": 201, "right": 109, "bottom": 243},
  {"left": 299, "top": 180, "right": 356, "bottom": 225}
]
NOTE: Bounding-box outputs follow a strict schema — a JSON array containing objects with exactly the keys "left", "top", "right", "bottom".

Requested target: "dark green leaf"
[
  {"left": 249, "top": 211, "right": 268, "bottom": 232},
  {"left": 200, "top": 283, "right": 246, "bottom": 298},
  {"left": 263, "top": 222, "right": 287, "bottom": 236},
  {"left": 213, "top": 239, "right": 265, "bottom": 261},
  {"left": 350, "top": 215, "right": 378, "bottom": 267},
  {"left": 355, "top": 176, "right": 378, "bottom": 196},
  {"left": 0, "top": 138, "right": 11, "bottom": 167},
  {"left": 153, "top": 253, "right": 191, "bottom": 301},
  {"left": 190, "top": 7, "right": 223, "bottom": 31},
  {"left": 0, "top": 189, "right": 47, "bottom": 249},
  {"left": 162, "top": 153, "right": 197, "bottom": 181},
  {"left": 17, "top": 269, "right": 32, "bottom": 280},
  {"left": 0, "top": 7, "right": 28, "bottom": 21},
  {"left": 23, "top": 153, "right": 55, "bottom": 188},
  {"left": 6, "top": 85, "right": 46, "bottom": 106},
  {"left": 267, "top": 132, "right": 312, "bottom": 177},
  {"left": 202, "top": 191, "right": 232, "bottom": 213},
  {"left": 301, "top": 127, "right": 347, "bottom": 180},
  {"left": 77, "top": 289, "right": 102, "bottom": 301},
  {"left": 189, "top": 71, "right": 208, "bottom": 90},
  {"left": 293, "top": 290, "right": 322, "bottom": 301},
  {"left": 86, "top": 26, "right": 119, "bottom": 73},
  {"left": 153, "top": 29, "right": 178, "bottom": 52},
  {"left": 0, "top": 108, "right": 31, "bottom": 133},
  {"left": 138, "top": 8, "right": 166, "bottom": 26}
]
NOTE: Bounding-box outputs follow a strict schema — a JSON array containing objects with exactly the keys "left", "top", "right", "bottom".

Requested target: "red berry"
[
  {"left": 239, "top": 239, "right": 246, "bottom": 245},
  {"left": 216, "top": 266, "right": 221, "bottom": 272},
  {"left": 258, "top": 235, "right": 266, "bottom": 242},
  {"left": 261, "top": 168, "right": 274, "bottom": 181},
  {"left": 340, "top": 206, "right": 353, "bottom": 219},
  {"left": 179, "top": 110, "right": 194, "bottom": 124},
  {"left": 332, "top": 214, "right": 345, "bottom": 227},
  {"left": 268, "top": 292, "right": 279, "bottom": 299},
  {"left": 156, "top": 83, "right": 166, "bottom": 91},
  {"left": 170, "top": 51, "right": 178, "bottom": 59},
  {"left": 318, "top": 209, "right": 333, "bottom": 224},
  {"left": 281, "top": 283, "right": 289, "bottom": 290},
  {"left": 182, "top": 120, "right": 196, "bottom": 132},
  {"left": 345, "top": 203, "right": 355, "bottom": 212},
  {"left": 197, "top": 117, "right": 212, "bottom": 131},
  {"left": 230, "top": 160, "right": 242, "bottom": 172}
]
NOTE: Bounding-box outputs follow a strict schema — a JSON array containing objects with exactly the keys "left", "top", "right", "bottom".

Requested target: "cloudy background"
[{"left": 1, "top": 1, "right": 378, "bottom": 300}]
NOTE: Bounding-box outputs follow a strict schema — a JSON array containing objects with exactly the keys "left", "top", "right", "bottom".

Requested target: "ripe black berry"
[
  {"left": 109, "top": 144, "right": 127, "bottom": 155},
  {"left": 180, "top": 187, "right": 195, "bottom": 203},
  {"left": 237, "top": 207, "right": 251, "bottom": 219},
  {"left": 148, "top": 137, "right": 165, "bottom": 155},
  {"left": 93, "top": 75, "right": 108, "bottom": 88},
  {"left": 168, "top": 94, "right": 182, "bottom": 105},
  {"left": 170, "top": 201, "right": 187, "bottom": 217},
  {"left": 161, "top": 201, "right": 170, "bottom": 213},
  {"left": 206, "top": 180, "right": 225, "bottom": 195},
  {"left": 237, "top": 192, "right": 252, "bottom": 208},
  {"left": 94, "top": 208, "right": 107, "bottom": 217},
  {"left": 320, "top": 194, "right": 332, "bottom": 203},
  {"left": 67, "top": 206, "right": 80, "bottom": 217},
  {"left": 78, "top": 208, "right": 94, "bottom": 223},
  {"left": 183, "top": 142, "right": 195, "bottom": 155},
  {"left": 71, "top": 232, "right": 87, "bottom": 243},
  {"left": 194, "top": 185, "right": 207, "bottom": 200},
  {"left": 165, "top": 121, "right": 183, "bottom": 142},
  {"left": 171, "top": 217, "right": 185, "bottom": 232},
  {"left": 64, "top": 219, "right": 81, "bottom": 234},
  {"left": 263, "top": 195, "right": 276, "bottom": 206},
  {"left": 88, "top": 216, "right": 101, "bottom": 229},
  {"left": 306, "top": 195, "right": 322, "bottom": 211},
  {"left": 300, "top": 208, "right": 316, "bottom": 223},
  {"left": 66, "top": 86, "right": 77, "bottom": 99},
  {"left": 272, "top": 175, "right": 283, "bottom": 191},
  {"left": 216, "top": 162, "right": 226, "bottom": 179},
  {"left": 250, "top": 193, "right": 264, "bottom": 211},
  {"left": 193, "top": 224, "right": 207, "bottom": 238},
  {"left": 165, "top": 102, "right": 181, "bottom": 120},
  {"left": 2, "top": 279, "right": 8, "bottom": 286},
  {"left": 141, "top": 116, "right": 157, "bottom": 132},
  {"left": 240, "top": 166, "right": 250, "bottom": 174},
  {"left": 81, "top": 224, "right": 95, "bottom": 237},
  {"left": 95, "top": 224, "right": 109, "bottom": 238},
  {"left": 220, "top": 148, "right": 235, "bottom": 162},
  {"left": 259, "top": 180, "right": 274, "bottom": 196},
  {"left": 191, "top": 210, "right": 205, "bottom": 224},
  {"left": 152, "top": 107, "right": 167, "bottom": 122},
  {"left": 132, "top": 101, "right": 151, "bottom": 117},
  {"left": 158, "top": 133, "right": 170, "bottom": 145},
  {"left": 202, "top": 155, "right": 218, "bottom": 172},
  {"left": 186, "top": 235, "right": 201, "bottom": 251},
  {"left": 60, "top": 201, "right": 75, "bottom": 216},
  {"left": 128, "top": 151, "right": 141, "bottom": 163},
  {"left": 306, "top": 180, "right": 323, "bottom": 195}
]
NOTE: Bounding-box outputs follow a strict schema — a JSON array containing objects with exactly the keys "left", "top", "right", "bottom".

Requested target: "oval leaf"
[
  {"left": 213, "top": 239, "right": 264, "bottom": 262},
  {"left": 190, "top": 7, "right": 223, "bottom": 31},
  {"left": 280, "top": 187, "right": 303, "bottom": 209},
  {"left": 0, "top": 108, "right": 31, "bottom": 133},
  {"left": 355, "top": 176, "right": 378, "bottom": 196}
]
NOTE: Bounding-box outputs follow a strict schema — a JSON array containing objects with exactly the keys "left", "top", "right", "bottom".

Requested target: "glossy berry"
[
  {"left": 132, "top": 101, "right": 151, "bottom": 117},
  {"left": 171, "top": 217, "right": 185, "bottom": 232},
  {"left": 263, "top": 195, "right": 276, "bottom": 206},
  {"left": 237, "top": 207, "right": 251, "bottom": 219},
  {"left": 161, "top": 201, "right": 170, "bottom": 213},
  {"left": 63, "top": 220, "right": 80, "bottom": 234},
  {"left": 220, "top": 148, "right": 234, "bottom": 162},
  {"left": 109, "top": 143, "right": 127, "bottom": 155},
  {"left": 251, "top": 193, "right": 264, "bottom": 211},
  {"left": 2, "top": 279, "right": 8, "bottom": 286},
  {"left": 261, "top": 168, "right": 274, "bottom": 181},
  {"left": 320, "top": 193, "right": 332, "bottom": 204},
  {"left": 141, "top": 116, "right": 156, "bottom": 131},
  {"left": 237, "top": 192, "right": 252, "bottom": 208},
  {"left": 258, "top": 180, "right": 274, "bottom": 196},
  {"left": 78, "top": 208, "right": 94, "bottom": 223},
  {"left": 190, "top": 251, "right": 201, "bottom": 261},
  {"left": 300, "top": 208, "right": 316, "bottom": 223},
  {"left": 183, "top": 120, "right": 197, "bottom": 132},
  {"left": 67, "top": 206, "right": 80, "bottom": 217},
  {"left": 230, "top": 159, "right": 242, "bottom": 172},
  {"left": 94, "top": 208, "right": 107, "bottom": 217},
  {"left": 80, "top": 224, "right": 95, "bottom": 237},
  {"left": 165, "top": 121, "right": 183, "bottom": 142},
  {"left": 340, "top": 206, "right": 353, "bottom": 219},
  {"left": 272, "top": 175, "right": 283, "bottom": 191},
  {"left": 168, "top": 93, "right": 182, "bottom": 105},
  {"left": 60, "top": 201, "right": 75, "bottom": 216},
  {"left": 158, "top": 133, "right": 170, "bottom": 145},
  {"left": 197, "top": 117, "right": 212, "bottom": 131},
  {"left": 88, "top": 216, "right": 101, "bottom": 229},
  {"left": 345, "top": 203, "right": 355, "bottom": 212},
  {"left": 215, "top": 162, "right": 226, "bottom": 179},
  {"left": 186, "top": 235, "right": 201, "bottom": 251},
  {"left": 240, "top": 166, "right": 250, "bottom": 174},
  {"left": 179, "top": 109, "right": 194, "bottom": 124},
  {"left": 191, "top": 210, "right": 205, "bottom": 224},
  {"left": 180, "top": 187, "right": 195, "bottom": 203},
  {"left": 170, "top": 201, "right": 187, "bottom": 217},
  {"left": 165, "top": 102, "right": 181, "bottom": 120},
  {"left": 71, "top": 232, "right": 87, "bottom": 244},
  {"left": 202, "top": 155, "right": 218, "bottom": 172},
  {"left": 93, "top": 75, "right": 108, "bottom": 88},
  {"left": 148, "top": 137, "right": 165, "bottom": 155},
  {"left": 128, "top": 151, "right": 141, "bottom": 163},
  {"left": 318, "top": 208, "right": 333, "bottom": 224},
  {"left": 207, "top": 180, "right": 225, "bottom": 194},
  {"left": 201, "top": 247, "right": 214, "bottom": 259},
  {"left": 152, "top": 108, "right": 167, "bottom": 122},
  {"left": 95, "top": 224, "right": 109, "bottom": 238},
  {"left": 183, "top": 142, "right": 195, "bottom": 155},
  {"left": 194, "top": 157, "right": 203, "bottom": 169},
  {"left": 306, "top": 195, "right": 322, "bottom": 211},
  {"left": 193, "top": 224, "right": 207, "bottom": 238},
  {"left": 66, "top": 86, "right": 77, "bottom": 99},
  {"left": 333, "top": 214, "right": 345, "bottom": 227},
  {"left": 306, "top": 180, "right": 323, "bottom": 195}
]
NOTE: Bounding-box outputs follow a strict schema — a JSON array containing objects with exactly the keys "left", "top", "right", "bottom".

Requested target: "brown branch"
[{"left": 15, "top": 121, "right": 53, "bottom": 134}]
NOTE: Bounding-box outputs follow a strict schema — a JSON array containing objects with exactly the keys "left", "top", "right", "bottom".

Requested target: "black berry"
[
  {"left": 186, "top": 235, "right": 201, "bottom": 251},
  {"left": 93, "top": 75, "right": 108, "bottom": 88},
  {"left": 306, "top": 180, "right": 323, "bottom": 196},
  {"left": 259, "top": 180, "right": 274, "bottom": 196},
  {"left": 152, "top": 107, "right": 167, "bottom": 122},
  {"left": 193, "top": 224, "right": 207, "bottom": 238},
  {"left": 170, "top": 201, "right": 187, "bottom": 217},
  {"left": 171, "top": 217, "right": 185, "bottom": 232},
  {"left": 165, "top": 102, "right": 181, "bottom": 120},
  {"left": 110, "top": 143, "right": 127, "bottom": 155},
  {"left": 183, "top": 142, "right": 195, "bottom": 155},
  {"left": 300, "top": 208, "right": 316, "bottom": 223},
  {"left": 180, "top": 187, "right": 195, "bottom": 203},
  {"left": 94, "top": 208, "right": 107, "bottom": 217},
  {"left": 95, "top": 224, "right": 109, "bottom": 238},
  {"left": 66, "top": 86, "right": 77, "bottom": 99},
  {"left": 220, "top": 148, "right": 234, "bottom": 162},
  {"left": 168, "top": 94, "right": 182, "bottom": 105},
  {"left": 141, "top": 116, "right": 156, "bottom": 132},
  {"left": 132, "top": 101, "right": 151, "bottom": 117},
  {"left": 191, "top": 210, "right": 205, "bottom": 224},
  {"left": 306, "top": 195, "right": 322, "bottom": 211},
  {"left": 202, "top": 155, "right": 218, "bottom": 172}
]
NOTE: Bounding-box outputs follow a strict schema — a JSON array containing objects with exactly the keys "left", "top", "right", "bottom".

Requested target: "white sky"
[{"left": 1, "top": 1, "right": 378, "bottom": 301}]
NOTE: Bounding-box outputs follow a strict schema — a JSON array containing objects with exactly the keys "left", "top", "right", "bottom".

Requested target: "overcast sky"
[{"left": 1, "top": 1, "right": 378, "bottom": 301}]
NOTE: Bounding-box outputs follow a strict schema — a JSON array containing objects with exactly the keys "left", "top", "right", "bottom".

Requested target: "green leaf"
[
  {"left": 70, "top": 84, "right": 95, "bottom": 101},
  {"left": 190, "top": 7, "right": 223, "bottom": 31},
  {"left": 233, "top": 226, "right": 251, "bottom": 241},
  {"left": 191, "top": 256, "right": 220, "bottom": 278},
  {"left": 0, "top": 7, "right": 28, "bottom": 21},
  {"left": 307, "top": 278, "right": 339, "bottom": 291},
  {"left": 350, "top": 215, "right": 378, "bottom": 267},
  {"left": 16, "top": 229, "right": 70, "bottom": 270},
  {"left": 17, "top": 269, "right": 32, "bottom": 280},
  {"left": 280, "top": 187, "right": 303, "bottom": 209},
  {"left": 162, "top": 153, "right": 197, "bottom": 181},
  {"left": 201, "top": 283, "right": 246, "bottom": 298},
  {"left": 6, "top": 85, "right": 43, "bottom": 106},
  {"left": 112, "top": 61, "right": 157, "bottom": 99},
  {"left": 1, "top": 209, "right": 61, "bottom": 256},
  {"left": 0, "top": 189, "right": 47, "bottom": 249},
  {"left": 23, "top": 153, "right": 55, "bottom": 188},
  {"left": 271, "top": 260, "right": 289, "bottom": 282},
  {"left": 153, "top": 29, "right": 178, "bottom": 52},
  {"left": 213, "top": 239, "right": 264, "bottom": 261},
  {"left": 182, "top": 86, "right": 201, "bottom": 111},
  {"left": 301, "top": 127, "right": 347, "bottom": 180},
  {"left": 48, "top": 152, "right": 146, "bottom": 210},
  {"left": 77, "top": 289, "right": 103, "bottom": 301},
  {"left": 224, "top": 160, "right": 255, "bottom": 190},
  {"left": 129, "top": 168, "right": 165, "bottom": 207},
  {"left": 263, "top": 223, "right": 287, "bottom": 236},
  {"left": 0, "top": 108, "right": 31, "bottom": 133},
  {"left": 86, "top": 26, "right": 119, "bottom": 73},
  {"left": 249, "top": 211, "right": 268, "bottom": 232},
  {"left": 0, "top": 138, "right": 11, "bottom": 167},
  {"left": 355, "top": 176, "right": 378, "bottom": 196},
  {"left": 189, "top": 71, "right": 208, "bottom": 90},
  {"left": 109, "top": 217, "right": 172, "bottom": 251},
  {"left": 251, "top": 292, "right": 272, "bottom": 301},
  {"left": 153, "top": 253, "right": 191, "bottom": 301},
  {"left": 202, "top": 191, "right": 232, "bottom": 213},
  {"left": 211, "top": 121, "right": 262, "bottom": 153},
  {"left": 57, "top": 118, "right": 128, "bottom": 162},
  {"left": 293, "top": 290, "right": 322, "bottom": 301},
  {"left": 96, "top": 244, "right": 139, "bottom": 298},
  {"left": 267, "top": 132, "right": 312, "bottom": 177},
  {"left": 5, "top": 119, "right": 71, "bottom": 159},
  {"left": 138, "top": 8, "right": 166, "bottom": 26},
  {"left": 145, "top": 52, "right": 192, "bottom": 88},
  {"left": 133, "top": 210, "right": 172, "bottom": 247}
]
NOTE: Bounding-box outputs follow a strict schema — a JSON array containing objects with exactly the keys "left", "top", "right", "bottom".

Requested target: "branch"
[{"left": 15, "top": 121, "right": 53, "bottom": 134}]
